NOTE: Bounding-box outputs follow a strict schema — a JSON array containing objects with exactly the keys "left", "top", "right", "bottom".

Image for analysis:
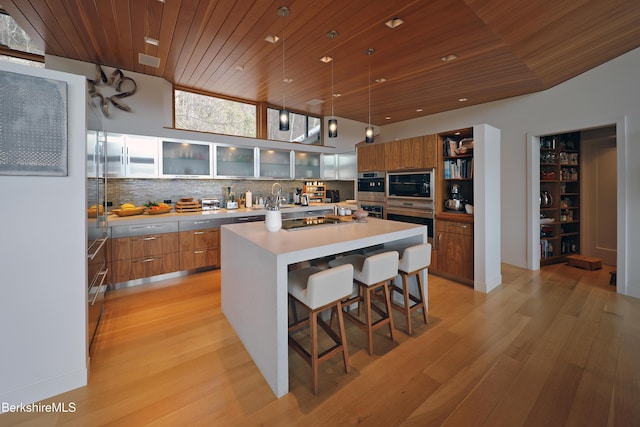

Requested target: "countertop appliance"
[
  {"left": 201, "top": 197, "right": 221, "bottom": 210},
  {"left": 225, "top": 186, "right": 238, "bottom": 209},
  {"left": 445, "top": 183, "right": 465, "bottom": 211},
  {"left": 326, "top": 189, "right": 340, "bottom": 203},
  {"left": 386, "top": 170, "right": 433, "bottom": 201}
]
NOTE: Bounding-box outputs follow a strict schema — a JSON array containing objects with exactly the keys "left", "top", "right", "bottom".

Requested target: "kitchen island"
[{"left": 220, "top": 218, "right": 428, "bottom": 397}]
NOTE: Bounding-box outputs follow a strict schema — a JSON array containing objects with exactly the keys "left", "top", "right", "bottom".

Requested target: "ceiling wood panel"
[{"left": 3, "top": 0, "right": 639, "bottom": 125}]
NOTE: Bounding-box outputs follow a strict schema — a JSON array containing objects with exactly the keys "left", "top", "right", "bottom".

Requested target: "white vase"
[{"left": 265, "top": 210, "right": 282, "bottom": 232}]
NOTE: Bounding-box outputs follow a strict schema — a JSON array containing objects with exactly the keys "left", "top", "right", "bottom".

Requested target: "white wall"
[
  {"left": 0, "top": 62, "right": 88, "bottom": 408},
  {"left": 380, "top": 48, "right": 639, "bottom": 298}
]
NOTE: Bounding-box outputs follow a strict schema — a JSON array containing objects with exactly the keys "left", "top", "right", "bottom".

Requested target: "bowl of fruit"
[
  {"left": 144, "top": 201, "right": 172, "bottom": 215},
  {"left": 112, "top": 203, "right": 145, "bottom": 217}
]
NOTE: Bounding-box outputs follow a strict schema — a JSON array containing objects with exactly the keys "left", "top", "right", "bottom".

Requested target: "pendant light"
[
  {"left": 278, "top": 6, "right": 290, "bottom": 131},
  {"left": 327, "top": 30, "right": 338, "bottom": 138},
  {"left": 365, "top": 48, "right": 375, "bottom": 143}
]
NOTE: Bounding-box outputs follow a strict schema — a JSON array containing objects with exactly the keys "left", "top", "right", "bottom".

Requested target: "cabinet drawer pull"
[
  {"left": 139, "top": 236, "right": 157, "bottom": 241},
  {"left": 194, "top": 250, "right": 205, "bottom": 254},
  {"left": 193, "top": 231, "right": 205, "bottom": 235},
  {"left": 132, "top": 257, "right": 157, "bottom": 264}
]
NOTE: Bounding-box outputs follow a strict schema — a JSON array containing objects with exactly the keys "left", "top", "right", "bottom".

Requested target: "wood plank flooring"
[{"left": 2, "top": 263, "right": 639, "bottom": 426}]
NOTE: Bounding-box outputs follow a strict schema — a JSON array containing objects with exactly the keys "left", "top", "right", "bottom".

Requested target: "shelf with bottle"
[{"left": 539, "top": 131, "right": 580, "bottom": 265}]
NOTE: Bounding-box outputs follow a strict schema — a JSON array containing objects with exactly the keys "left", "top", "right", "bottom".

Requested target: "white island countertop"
[{"left": 220, "top": 218, "right": 427, "bottom": 397}]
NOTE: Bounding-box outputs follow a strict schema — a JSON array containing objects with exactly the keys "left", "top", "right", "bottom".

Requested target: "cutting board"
[{"left": 175, "top": 200, "right": 201, "bottom": 212}]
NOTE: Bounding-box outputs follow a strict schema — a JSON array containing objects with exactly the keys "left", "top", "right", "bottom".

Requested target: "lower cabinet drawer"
[
  {"left": 111, "top": 253, "right": 180, "bottom": 283},
  {"left": 180, "top": 248, "right": 219, "bottom": 270},
  {"left": 130, "top": 253, "right": 180, "bottom": 279}
]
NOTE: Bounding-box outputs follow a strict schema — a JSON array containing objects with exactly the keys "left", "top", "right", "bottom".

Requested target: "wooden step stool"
[{"left": 566, "top": 255, "right": 602, "bottom": 271}]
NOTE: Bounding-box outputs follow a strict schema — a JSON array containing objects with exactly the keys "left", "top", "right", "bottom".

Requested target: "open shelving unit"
[{"left": 539, "top": 132, "right": 581, "bottom": 265}]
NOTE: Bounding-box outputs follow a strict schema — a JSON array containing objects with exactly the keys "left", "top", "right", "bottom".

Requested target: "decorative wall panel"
[{"left": 0, "top": 70, "right": 68, "bottom": 176}]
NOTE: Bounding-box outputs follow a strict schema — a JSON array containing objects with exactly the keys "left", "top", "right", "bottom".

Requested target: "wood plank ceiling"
[{"left": 3, "top": 0, "right": 640, "bottom": 125}]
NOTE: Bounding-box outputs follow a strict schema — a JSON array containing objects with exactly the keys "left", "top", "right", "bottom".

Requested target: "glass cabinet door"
[
  {"left": 161, "top": 140, "right": 211, "bottom": 177},
  {"left": 105, "top": 132, "right": 125, "bottom": 177},
  {"left": 259, "top": 148, "right": 292, "bottom": 178},
  {"left": 294, "top": 152, "right": 321, "bottom": 179},
  {"left": 125, "top": 134, "right": 158, "bottom": 177},
  {"left": 215, "top": 145, "right": 256, "bottom": 177}
]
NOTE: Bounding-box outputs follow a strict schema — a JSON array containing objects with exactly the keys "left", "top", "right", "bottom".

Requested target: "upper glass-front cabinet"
[
  {"left": 160, "top": 140, "right": 212, "bottom": 177},
  {"left": 294, "top": 152, "right": 321, "bottom": 179},
  {"left": 259, "top": 148, "right": 292, "bottom": 179},
  {"left": 215, "top": 144, "right": 256, "bottom": 178},
  {"left": 106, "top": 133, "right": 159, "bottom": 178}
]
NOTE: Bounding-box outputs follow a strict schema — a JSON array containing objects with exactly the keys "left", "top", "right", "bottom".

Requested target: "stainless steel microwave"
[{"left": 386, "top": 170, "right": 434, "bottom": 201}]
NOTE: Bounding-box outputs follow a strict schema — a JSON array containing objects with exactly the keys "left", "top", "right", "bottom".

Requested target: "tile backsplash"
[{"left": 107, "top": 179, "right": 355, "bottom": 208}]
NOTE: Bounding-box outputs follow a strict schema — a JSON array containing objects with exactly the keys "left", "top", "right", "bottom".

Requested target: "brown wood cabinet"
[
  {"left": 110, "top": 232, "right": 180, "bottom": 283},
  {"left": 179, "top": 228, "right": 220, "bottom": 270},
  {"left": 357, "top": 142, "right": 386, "bottom": 172},
  {"left": 435, "top": 218, "right": 473, "bottom": 283},
  {"left": 385, "top": 135, "right": 437, "bottom": 170},
  {"left": 359, "top": 135, "right": 437, "bottom": 172}
]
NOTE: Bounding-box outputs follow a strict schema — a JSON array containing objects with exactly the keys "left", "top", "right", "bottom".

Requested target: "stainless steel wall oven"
[
  {"left": 386, "top": 170, "right": 434, "bottom": 201},
  {"left": 359, "top": 203, "right": 385, "bottom": 219},
  {"left": 357, "top": 172, "right": 385, "bottom": 201},
  {"left": 386, "top": 199, "right": 434, "bottom": 238}
]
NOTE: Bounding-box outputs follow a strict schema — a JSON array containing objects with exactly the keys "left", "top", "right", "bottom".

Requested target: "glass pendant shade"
[
  {"left": 365, "top": 126, "right": 374, "bottom": 143},
  {"left": 328, "top": 118, "right": 338, "bottom": 138},
  {"left": 279, "top": 108, "right": 290, "bottom": 131}
]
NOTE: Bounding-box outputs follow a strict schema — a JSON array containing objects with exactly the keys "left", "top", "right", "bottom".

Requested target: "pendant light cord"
[
  {"left": 331, "top": 52, "right": 335, "bottom": 118},
  {"left": 368, "top": 51, "right": 371, "bottom": 127},
  {"left": 281, "top": 12, "right": 286, "bottom": 110}
]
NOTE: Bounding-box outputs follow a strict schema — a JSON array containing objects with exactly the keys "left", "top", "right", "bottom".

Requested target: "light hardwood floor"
[{"left": 2, "top": 263, "right": 639, "bottom": 426}]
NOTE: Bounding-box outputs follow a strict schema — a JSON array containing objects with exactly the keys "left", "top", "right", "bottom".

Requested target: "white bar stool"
[
  {"left": 390, "top": 243, "right": 431, "bottom": 335},
  {"left": 287, "top": 263, "right": 354, "bottom": 395},
  {"left": 329, "top": 251, "right": 399, "bottom": 355}
]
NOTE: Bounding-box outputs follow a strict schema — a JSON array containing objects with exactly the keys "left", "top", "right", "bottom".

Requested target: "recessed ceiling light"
[
  {"left": 144, "top": 36, "right": 159, "bottom": 46},
  {"left": 264, "top": 34, "right": 279, "bottom": 44},
  {"left": 305, "top": 98, "right": 325, "bottom": 105},
  {"left": 234, "top": 64, "right": 245, "bottom": 71},
  {"left": 385, "top": 116, "right": 391, "bottom": 120},
  {"left": 459, "top": 98, "right": 468, "bottom": 102},
  {"left": 416, "top": 108, "right": 423, "bottom": 112},
  {"left": 282, "top": 77, "right": 293, "bottom": 83},
  {"left": 138, "top": 53, "right": 161, "bottom": 68},
  {"left": 454, "top": 132, "right": 461, "bottom": 135},
  {"left": 333, "top": 93, "right": 341, "bottom": 97},
  {"left": 441, "top": 54, "right": 458, "bottom": 62},
  {"left": 385, "top": 17, "right": 404, "bottom": 28},
  {"left": 375, "top": 77, "right": 387, "bottom": 83},
  {"left": 320, "top": 55, "right": 333, "bottom": 63}
]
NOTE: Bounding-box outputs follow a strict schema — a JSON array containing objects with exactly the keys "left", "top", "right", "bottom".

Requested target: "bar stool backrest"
[
  {"left": 398, "top": 243, "right": 432, "bottom": 274},
  {"left": 307, "top": 264, "right": 354, "bottom": 308},
  {"left": 360, "top": 251, "right": 399, "bottom": 285}
]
